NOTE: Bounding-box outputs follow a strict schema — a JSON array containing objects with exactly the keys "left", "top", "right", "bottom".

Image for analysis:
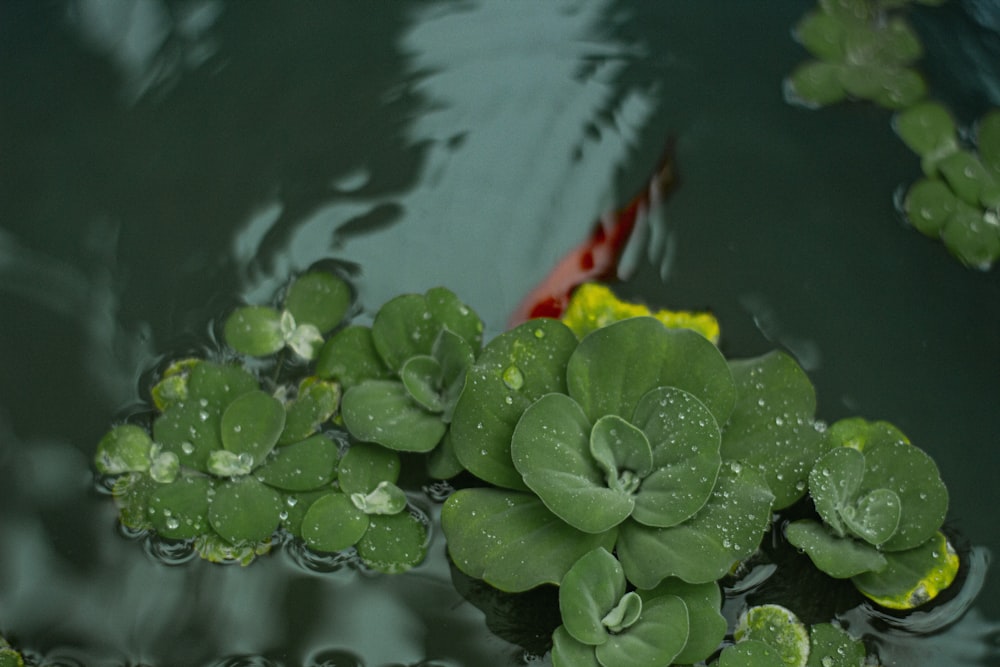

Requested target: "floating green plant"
[
  {"left": 320, "top": 286, "right": 483, "bottom": 476},
  {"left": 895, "top": 102, "right": 1000, "bottom": 268},
  {"left": 224, "top": 270, "right": 351, "bottom": 359},
  {"left": 785, "top": 0, "right": 942, "bottom": 110},
  {"left": 91, "top": 274, "right": 961, "bottom": 664},
  {"left": 95, "top": 271, "right": 426, "bottom": 571}
]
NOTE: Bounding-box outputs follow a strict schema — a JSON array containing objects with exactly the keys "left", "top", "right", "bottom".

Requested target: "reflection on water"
[{"left": 1, "top": 0, "right": 999, "bottom": 665}]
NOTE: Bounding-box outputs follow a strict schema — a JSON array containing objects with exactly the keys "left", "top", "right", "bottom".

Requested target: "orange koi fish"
[{"left": 508, "top": 139, "right": 678, "bottom": 327}]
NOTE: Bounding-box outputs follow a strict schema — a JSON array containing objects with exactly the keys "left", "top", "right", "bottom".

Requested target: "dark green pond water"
[{"left": 2, "top": 1, "right": 999, "bottom": 665}]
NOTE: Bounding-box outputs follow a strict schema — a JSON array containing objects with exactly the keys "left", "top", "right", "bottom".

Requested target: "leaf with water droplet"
[
  {"left": 148, "top": 476, "right": 213, "bottom": 540},
  {"left": 341, "top": 380, "right": 446, "bottom": 453},
  {"left": 852, "top": 530, "right": 959, "bottom": 609},
  {"left": 279, "top": 487, "right": 336, "bottom": 538},
  {"left": 903, "top": 177, "right": 957, "bottom": 236},
  {"left": 111, "top": 472, "right": 157, "bottom": 531},
  {"left": 718, "top": 640, "right": 786, "bottom": 667},
  {"left": 208, "top": 476, "right": 283, "bottom": 545},
  {"left": 400, "top": 354, "right": 445, "bottom": 413},
  {"left": 350, "top": 480, "right": 407, "bottom": 515},
  {"left": 95, "top": 424, "right": 152, "bottom": 475},
  {"left": 441, "top": 488, "right": 617, "bottom": 592},
  {"left": 186, "top": 361, "right": 258, "bottom": 410},
  {"left": 894, "top": 101, "right": 958, "bottom": 162},
  {"left": 371, "top": 288, "right": 481, "bottom": 372},
  {"left": 511, "top": 394, "right": 634, "bottom": 534},
  {"left": 356, "top": 509, "right": 428, "bottom": 573},
  {"left": 148, "top": 446, "right": 180, "bottom": 483},
  {"left": 559, "top": 547, "right": 627, "bottom": 645},
  {"left": 153, "top": 401, "right": 222, "bottom": 472},
  {"left": 301, "top": 491, "right": 369, "bottom": 552},
  {"left": 150, "top": 357, "right": 199, "bottom": 412},
  {"left": 595, "top": 594, "right": 689, "bottom": 667},
  {"left": 941, "top": 206, "right": 1000, "bottom": 270},
  {"left": 722, "top": 351, "right": 826, "bottom": 509},
  {"left": 207, "top": 449, "right": 254, "bottom": 477},
  {"left": 337, "top": 442, "right": 400, "bottom": 495},
  {"left": 615, "top": 465, "right": 774, "bottom": 588},
  {"left": 787, "top": 61, "right": 847, "bottom": 108},
  {"left": 784, "top": 519, "right": 887, "bottom": 578},
  {"left": 551, "top": 625, "right": 602, "bottom": 667},
  {"left": 568, "top": 317, "right": 735, "bottom": 427},
  {"left": 450, "top": 318, "right": 577, "bottom": 490},
  {"left": 283, "top": 271, "right": 350, "bottom": 334},
  {"left": 220, "top": 390, "right": 286, "bottom": 464},
  {"left": 223, "top": 305, "right": 284, "bottom": 357},
  {"left": 938, "top": 150, "right": 997, "bottom": 207},
  {"left": 637, "top": 578, "right": 725, "bottom": 665},
  {"left": 278, "top": 378, "right": 340, "bottom": 445},
  {"left": 805, "top": 623, "right": 867, "bottom": 667},
  {"left": 735, "top": 604, "right": 810, "bottom": 667},
  {"left": 315, "top": 325, "right": 393, "bottom": 389},
  {"left": 256, "top": 433, "right": 339, "bottom": 491},
  {"left": 630, "top": 386, "right": 722, "bottom": 528}
]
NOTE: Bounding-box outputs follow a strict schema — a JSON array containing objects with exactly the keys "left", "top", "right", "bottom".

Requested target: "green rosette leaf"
[
  {"left": 567, "top": 317, "right": 735, "bottom": 427},
  {"left": 904, "top": 178, "right": 958, "bottom": 236},
  {"left": 401, "top": 355, "right": 445, "bottom": 413},
  {"left": 629, "top": 386, "right": 722, "bottom": 528},
  {"left": 220, "top": 390, "right": 286, "bottom": 465},
  {"left": 441, "top": 488, "right": 617, "bottom": 592},
  {"left": 735, "top": 605, "right": 810, "bottom": 667},
  {"left": 208, "top": 476, "right": 283, "bottom": 545},
  {"left": 341, "top": 380, "right": 446, "bottom": 453},
  {"left": 551, "top": 625, "right": 602, "bottom": 667},
  {"left": 283, "top": 271, "right": 350, "bottom": 334},
  {"left": 336, "top": 442, "right": 401, "bottom": 495},
  {"left": 371, "top": 287, "right": 482, "bottom": 372},
  {"left": 153, "top": 400, "right": 222, "bottom": 472},
  {"left": 351, "top": 480, "right": 407, "bottom": 515},
  {"left": 187, "top": 361, "right": 258, "bottom": 409},
  {"left": 638, "top": 578, "right": 726, "bottom": 665},
  {"left": 805, "top": 624, "right": 867, "bottom": 667},
  {"left": 559, "top": 548, "right": 627, "bottom": 646},
  {"left": 95, "top": 424, "right": 152, "bottom": 475},
  {"left": 827, "top": 419, "right": 948, "bottom": 552},
  {"left": 255, "top": 434, "right": 339, "bottom": 491},
  {"left": 852, "top": 531, "right": 959, "bottom": 609},
  {"left": 809, "top": 446, "right": 866, "bottom": 536},
  {"left": 315, "top": 325, "right": 393, "bottom": 389},
  {"left": 301, "top": 491, "right": 369, "bottom": 553},
  {"left": 722, "top": 351, "right": 827, "bottom": 509},
  {"left": 511, "top": 394, "right": 634, "bottom": 534},
  {"left": 223, "top": 305, "right": 284, "bottom": 357},
  {"left": 595, "top": 594, "right": 689, "bottom": 667},
  {"left": 784, "top": 519, "right": 887, "bottom": 578},
  {"left": 616, "top": 464, "right": 775, "bottom": 588},
  {"left": 356, "top": 509, "right": 428, "bottom": 573},
  {"left": 279, "top": 487, "right": 334, "bottom": 538},
  {"left": 148, "top": 476, "right": 213, "bottom": 540},
  {"left": 278, "top": 378, "right": 340, "bottom": 445},
  {"left": 450, "top": 318, "right": 578, "bottom": 489},
  {"left": 869, "top": 67, "right": 927, "bottom": 110}
]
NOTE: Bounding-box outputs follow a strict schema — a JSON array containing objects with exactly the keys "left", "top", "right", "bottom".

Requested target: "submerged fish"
[{"left": 509, "top": 139, "right": 678, "bottom": 326}]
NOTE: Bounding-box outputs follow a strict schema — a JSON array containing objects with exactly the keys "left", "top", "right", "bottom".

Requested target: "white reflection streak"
[
  {"left": 250, "top": 0, "right": 660, "bottom": 333},
  {"left": 0, "top": 228, "right": 152, "bottom": 410}
]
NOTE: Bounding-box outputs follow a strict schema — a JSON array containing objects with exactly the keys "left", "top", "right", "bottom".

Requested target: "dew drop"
[
  {"left": 502, "top": 365, "right": 525, "bottom": 390},
  {"left": 181, "top": 442, "right": 195, "bottom": 455}
]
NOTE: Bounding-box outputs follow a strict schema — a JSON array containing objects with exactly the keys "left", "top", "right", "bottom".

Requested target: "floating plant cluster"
[
  {"left": 91, "top": 269, "right": 960, "bottom": 666},
  {"left": 785, "top": 0, "right": 1000, "bottom": 269}
]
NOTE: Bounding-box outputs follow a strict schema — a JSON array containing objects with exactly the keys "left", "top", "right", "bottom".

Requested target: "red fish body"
[{"left": 509, "top": 140, "right": 678, "bottom": 326}]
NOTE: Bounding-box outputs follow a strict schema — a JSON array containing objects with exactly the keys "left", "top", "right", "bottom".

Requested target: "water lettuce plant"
[
  {"left": 318, "top": 287, "right": 483, "bottom": 475},
  {"left": 443, "top": 312, "right": 831, "bottom": 592},
  {"left": 785, "top": 417, "right": 957, "bottom": 609},
  {"left": 91, "top": 274, "right": 959, "bottom": 665},
  {"left": 0, "top": 637, "right": 23, "bottom": 667},
  {"left": 895, "top": 102, "right": 1000, "bottom": 268},
  {"left": 95, "top": 271, "right": 427, "bottom": 571}
]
